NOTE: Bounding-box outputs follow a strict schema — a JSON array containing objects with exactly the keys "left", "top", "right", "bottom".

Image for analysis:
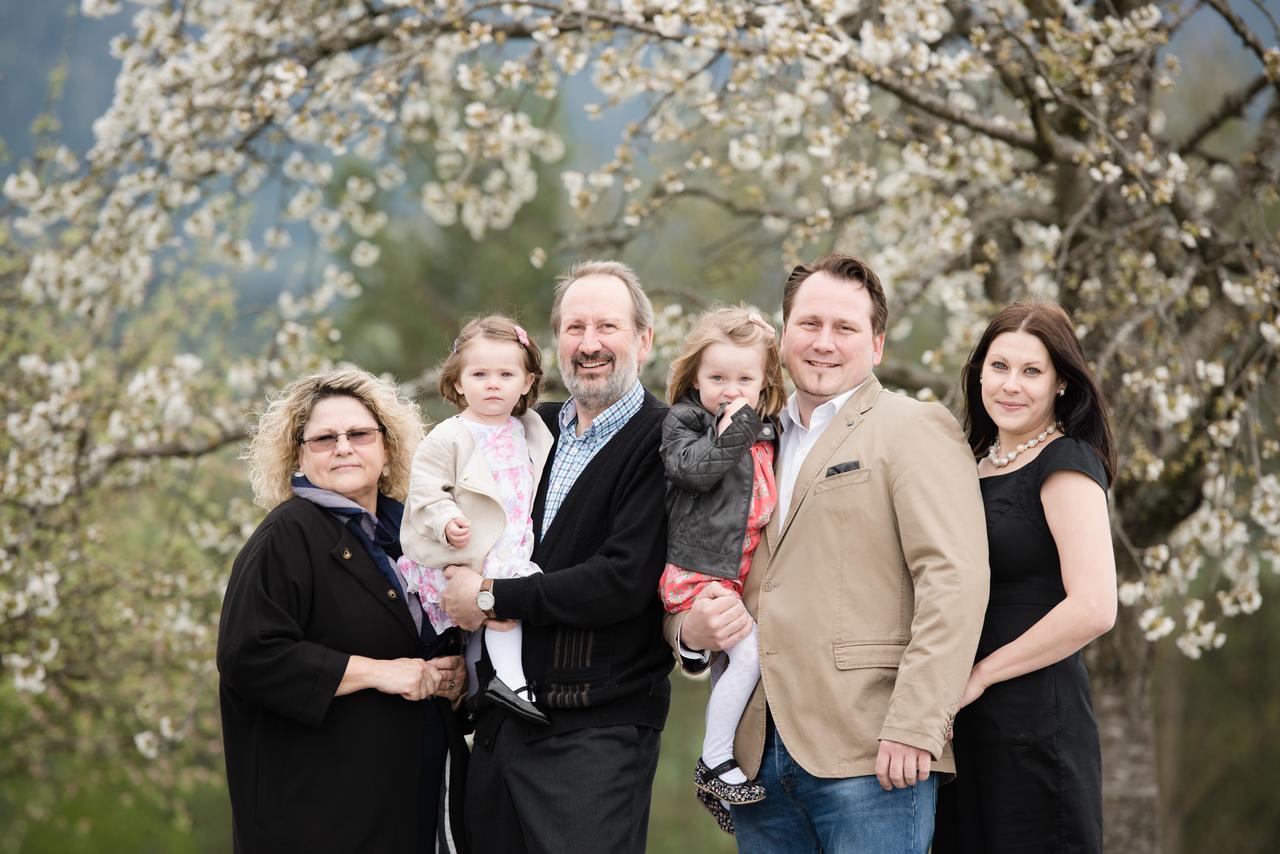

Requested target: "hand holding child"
[{"left": 444, "top": 516, "right": 471, "bottom": 548}]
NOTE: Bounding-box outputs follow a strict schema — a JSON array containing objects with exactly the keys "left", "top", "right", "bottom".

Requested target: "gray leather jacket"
[{"left": 661, "top": 394, "right": 778, "bottom": 580}]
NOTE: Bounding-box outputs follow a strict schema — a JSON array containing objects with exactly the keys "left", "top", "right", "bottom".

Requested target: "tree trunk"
[
  {"left": 1155, "top": 639, "right": 1185, "bottom": 854},
  {"left": 1089, "top": 612, "right": 1161, "bottom": 853}
]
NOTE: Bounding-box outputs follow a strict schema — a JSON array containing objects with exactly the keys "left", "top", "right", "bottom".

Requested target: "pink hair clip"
[
  {"left": 747, "top": 312, "right": 776, "bottom": 338},
  {"left": 513, "top": 324, "right": 529, "bottom": 346}
]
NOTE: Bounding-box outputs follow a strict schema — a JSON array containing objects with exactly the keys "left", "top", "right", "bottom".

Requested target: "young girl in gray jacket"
[{"left": 660, "top": 306, "right": 785, "bottom": 817}]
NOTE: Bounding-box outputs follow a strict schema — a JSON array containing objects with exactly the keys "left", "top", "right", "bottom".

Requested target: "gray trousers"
[{"left": 464, "top": 713, "right": 661, "bottom": 854}]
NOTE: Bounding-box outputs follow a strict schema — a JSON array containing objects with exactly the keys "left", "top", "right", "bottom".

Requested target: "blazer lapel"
[
  {"left": 777, "top": 377, "right": 882, "bottom": 543},
  {"left": 329, "top": 532, "right": 419, "bottom": 645}
]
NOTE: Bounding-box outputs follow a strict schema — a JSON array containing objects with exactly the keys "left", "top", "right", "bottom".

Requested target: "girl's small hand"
[
  {"left": 444, "top": 516, "right": 471, "bottom": 548},
  {"left": 716, "top": 398, "right": 749, "bottom": 435}
]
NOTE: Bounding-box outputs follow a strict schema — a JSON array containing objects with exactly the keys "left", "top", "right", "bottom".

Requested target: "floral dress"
[{"left": 398, "top": 417, "right": 541, "bottom": 632}]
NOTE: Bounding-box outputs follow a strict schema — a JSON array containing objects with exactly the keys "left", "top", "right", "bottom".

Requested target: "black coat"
[
  {"left": 217, "top": 496, "right": 466, "bottom": 854},
  {"left": 483, "top": 392, "right": 674, "bottom": 734},
  {"left": 660, "top": 394, "right": 778, "bottom": 580}
]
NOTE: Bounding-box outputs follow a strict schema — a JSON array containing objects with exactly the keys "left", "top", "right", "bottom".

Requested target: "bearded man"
[{"left": 442, "top": 260, "right": 672, "bottom": 853}]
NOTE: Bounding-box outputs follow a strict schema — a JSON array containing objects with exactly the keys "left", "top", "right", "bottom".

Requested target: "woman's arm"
[
  {"left": 337, "top": 655, "right": 451, "bottom": 701},
  {"left": 960, "top": 469, "right": 1117, "bottom": 707}
]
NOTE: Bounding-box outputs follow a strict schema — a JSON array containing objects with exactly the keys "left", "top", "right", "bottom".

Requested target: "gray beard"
[{"left": 560, "top": 354, "right": 640, "bottom": 414}]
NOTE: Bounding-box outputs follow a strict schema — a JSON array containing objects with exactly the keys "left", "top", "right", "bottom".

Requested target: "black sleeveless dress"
[{"left": 934, "top": 437, "right": 1107, "bottom": 854}]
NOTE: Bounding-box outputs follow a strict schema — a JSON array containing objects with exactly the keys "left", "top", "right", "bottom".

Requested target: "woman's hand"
[
  {"left": 958, "top": 664, "right": 988, "bottom": 710},
  {"left": 428, "top": 656, "right": 466, "bottom": 705},
  {"left": 338, "top": 655, "right": 436, "bottom": 700},
  {"left": 379, "top": 657, "right": 439, "bottom": 701}
]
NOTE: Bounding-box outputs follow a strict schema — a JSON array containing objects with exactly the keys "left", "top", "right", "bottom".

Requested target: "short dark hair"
[
  {"left": 961, "top": 301, "right": 1117, "bottom": 483},
  {"left": 438, "top": 314, "right": 543, "bottom": 416},
  {"left": 782, "top": 252, "right": 888, "bottom": 336}
]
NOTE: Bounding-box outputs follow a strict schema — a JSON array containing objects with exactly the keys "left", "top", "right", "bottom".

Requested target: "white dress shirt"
[{"left": 775, "top": 380, "right": 867, "bottom": 525}]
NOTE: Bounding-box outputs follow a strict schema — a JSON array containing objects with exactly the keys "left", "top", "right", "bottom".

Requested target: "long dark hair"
[{"left": 961, "top": 301, "right": 1117, "bottom": 483}]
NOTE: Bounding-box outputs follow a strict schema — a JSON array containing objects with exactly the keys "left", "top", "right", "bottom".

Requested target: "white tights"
[
  {"left": 485, "top": 623, "right": 532, "bottom": 699},
  {"left": 702, "top": 621, "right": 760, "bottom": 783}
]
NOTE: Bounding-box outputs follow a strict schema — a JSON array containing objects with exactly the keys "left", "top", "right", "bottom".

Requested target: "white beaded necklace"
[{"left": 987, "top": 423, "right": 1059, "bottom": 468}]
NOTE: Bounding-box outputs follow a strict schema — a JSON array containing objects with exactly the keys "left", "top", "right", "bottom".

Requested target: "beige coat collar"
[{"left": 767, "top": 375, "right": 882, "bottom": 551}]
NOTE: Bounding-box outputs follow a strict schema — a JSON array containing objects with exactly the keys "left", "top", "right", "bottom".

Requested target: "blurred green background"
[{"left": 2, "top": 3, "right": 1278, "bottom": 852}]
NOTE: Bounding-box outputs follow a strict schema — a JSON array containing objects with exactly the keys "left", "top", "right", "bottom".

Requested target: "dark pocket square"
[{"left": 826, "top": 461, "right": 861, "bottom": 477}]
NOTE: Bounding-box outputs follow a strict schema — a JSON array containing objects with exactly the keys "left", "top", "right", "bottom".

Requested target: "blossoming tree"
[{"left": 2, "top": 0, "right": 1277, "bottom": 848}]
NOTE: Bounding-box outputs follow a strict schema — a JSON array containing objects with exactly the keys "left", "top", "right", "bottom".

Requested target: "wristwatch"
[{"left": 476, "top": 579, "right": 497, "bottom": 619}]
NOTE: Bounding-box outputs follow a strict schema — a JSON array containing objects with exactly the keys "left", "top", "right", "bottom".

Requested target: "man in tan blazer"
[{"left": 667, "top": 253, "right": 988, "bottom": 853}]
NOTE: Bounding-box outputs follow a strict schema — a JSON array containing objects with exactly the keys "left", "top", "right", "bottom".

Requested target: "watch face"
[{"left": 477, "top": 590, "right": 495, "bottom": 611}]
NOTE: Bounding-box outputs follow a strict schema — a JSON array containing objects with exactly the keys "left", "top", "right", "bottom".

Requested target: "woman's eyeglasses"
[{"left": 299, "top": 427, "right": 384, "bottom": 452}]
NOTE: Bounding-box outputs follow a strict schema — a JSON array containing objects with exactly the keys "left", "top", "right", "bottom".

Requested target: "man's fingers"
[
  {"left": 728, "top": 614, "right": 753, "bottom": 645},
  {"left": 875, "top": 749, "right": 892, "bottom": 791},
  {"left": 918, "top": 753, "right": 931, "bottom": 781},
  {"left": 485, "top": 619, "right": 518, "bottom": 632},
  {"left": 901, "top": 753, "right": 917, "bottom": 788}
]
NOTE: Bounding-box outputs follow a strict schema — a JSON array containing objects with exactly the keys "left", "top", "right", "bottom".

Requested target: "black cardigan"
[
  {"left": 217, "top": 497, "right": 467, "bottom": 854},
  {"left": 488, "top": 390, "right": 673, "bottom": 736}
]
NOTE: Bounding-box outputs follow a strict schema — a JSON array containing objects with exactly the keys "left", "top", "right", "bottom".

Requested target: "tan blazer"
[
  {"left": 400, "top": 412, "right": 554, "bottom": 569},
  {"left": 665, "top": 377, "right": 988, "bottom": 778}
]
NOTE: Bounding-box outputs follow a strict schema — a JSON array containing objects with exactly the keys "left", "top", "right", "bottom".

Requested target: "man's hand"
[
  {"left": 444, "top": 516, "right": 472, "bottom": 549},
  {"left": 679, "top": 585, "right": 752, "bottom": 653},
  {"left": 441, "top": 564, "right": 485, "bottom": 630},
  {"left": 874, "top": 739, "right": 932, "bottom": 791}
]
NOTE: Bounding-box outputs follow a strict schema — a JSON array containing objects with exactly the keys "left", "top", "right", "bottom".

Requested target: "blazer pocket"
[
  {"left": 833, "top": 640, "right": 907, "bottom": 670},
  {"left": 814, "top": 466, "right": 873, "bottom": 493},
  {"left": 826, "top": 460, "right": 861, "bottom": 476}
]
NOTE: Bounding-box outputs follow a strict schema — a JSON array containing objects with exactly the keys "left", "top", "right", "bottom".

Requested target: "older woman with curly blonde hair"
[{"left": 217, "top": 369, "right": 469, "bottom": 854}]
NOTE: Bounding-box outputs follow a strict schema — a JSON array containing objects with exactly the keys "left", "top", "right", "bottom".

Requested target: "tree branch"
[
  {"left": 1205, "top": 0, "right": 1280, "bottom": 101},
  {"left": 1179, "top": 72, "right": 1270, "bottom": 154},
  {"left": 105, "top": 431, "right": 246, "bottom": 465},
  {"left": 858, "top": 67, "right": 1046, "bottom": 156}
]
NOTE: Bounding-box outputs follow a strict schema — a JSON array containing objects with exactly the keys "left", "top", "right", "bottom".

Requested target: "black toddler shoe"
[
  {"left": 484, "top": 677, "right": 550, "bottom": 727},
  {"left": 694, "top": 757, "right": 766, "bottom": 804},
  {"left": 695, "top": 787, "right": 736, "bottom": 835}
]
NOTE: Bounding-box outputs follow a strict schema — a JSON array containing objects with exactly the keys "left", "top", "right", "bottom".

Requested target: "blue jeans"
[{"left": 732, "top": 722, "right": 937, "bottom": 854}]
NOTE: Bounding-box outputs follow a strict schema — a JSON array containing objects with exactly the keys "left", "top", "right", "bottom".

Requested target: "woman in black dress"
[
  {"left": 218, "top": 370, "right": 470, "bottom": 853},
  {"left": 934, "top": 302, "right": 1118, "bottom": 854}
]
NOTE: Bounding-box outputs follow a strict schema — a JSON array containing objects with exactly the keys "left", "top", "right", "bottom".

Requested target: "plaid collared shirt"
[{"left": 541, "top": 381, "right": 646, "bottom": 537}]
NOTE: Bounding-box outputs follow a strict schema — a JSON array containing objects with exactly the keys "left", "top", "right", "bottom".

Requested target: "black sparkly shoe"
[
  {"left": 695, "top": 787, "right": 735, "bottom": 835},
  {"left": 694, "top": 757, "right": 766, "bottom": 804}
]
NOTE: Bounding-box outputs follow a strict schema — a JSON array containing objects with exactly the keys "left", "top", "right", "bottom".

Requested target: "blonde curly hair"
[{"left": 244, "top": 369, "right": 425, "bottom": 510}]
